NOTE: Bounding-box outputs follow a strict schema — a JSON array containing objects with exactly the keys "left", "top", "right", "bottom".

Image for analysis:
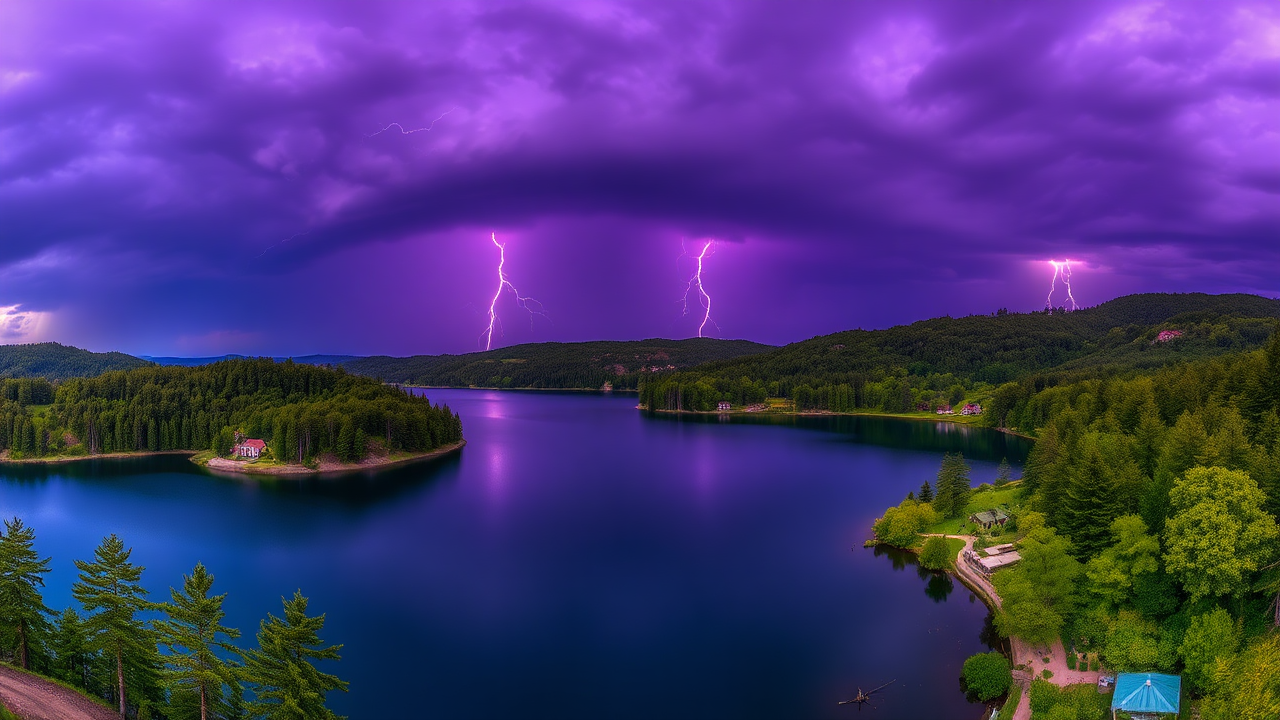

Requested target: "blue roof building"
[{"left": 1110, "top": 672, "right": 1181, "bottom": 719}]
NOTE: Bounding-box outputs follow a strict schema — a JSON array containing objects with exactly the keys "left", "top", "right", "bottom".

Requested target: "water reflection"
[{"left": 644, "top": 411, "right": 1032, "bottom": 463}]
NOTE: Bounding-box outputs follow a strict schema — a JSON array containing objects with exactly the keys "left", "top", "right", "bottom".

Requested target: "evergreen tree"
[
  {"left": 1058, "top": 444, "right": 1118, "bottom": 558},
  {"left": 0, "top": 516, "right": 53, "bottom": 670},
  {"left": 933, "top": 453, "right": 972, "bottom": 518},
  {"left": 154, "top": 563, "right": 241, "bottom": 720},
  {"left": 994, "top": 458, "right": 1012, "bottom": 487},
  {"left": 243, "top": 591, "right": 348, "bottom": 720},
  {"left": 72, "top": 534, "right": 152, "bottom": 717},
  {"left": 49, "top": 608, "right": 97, "bottom": 692},
  {"left": 918, "top": 480, "right": 934, "bottom": 503}
]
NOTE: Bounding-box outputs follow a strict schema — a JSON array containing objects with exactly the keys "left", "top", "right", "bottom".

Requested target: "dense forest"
[
  {"left": 872, "top": 327, "right": 1280, "bottom": 717},
  {"left": 639, "top": 293, "right": 1280, "bottom": 412},
  {"left": 0, "top": 359, "right": 462, "bottom": 464},
  {"left": 0, "top": 522, "right": 346, "bottom": 719},
  {"left": 343, "top": 338, "right": 774, "bottom": 390},
  {"left": 0, "top": 342, "right": 151, "bottom": 381}
]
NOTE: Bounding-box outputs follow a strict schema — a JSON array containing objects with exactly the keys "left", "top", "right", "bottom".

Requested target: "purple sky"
[{"left": 2, "top": 1, "right": 1278, "bottom": 356}]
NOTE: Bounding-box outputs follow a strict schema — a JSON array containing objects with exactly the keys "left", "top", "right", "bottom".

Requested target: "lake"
[{"left": 0, "top": 390, "right": 1031, "bottom": 719}]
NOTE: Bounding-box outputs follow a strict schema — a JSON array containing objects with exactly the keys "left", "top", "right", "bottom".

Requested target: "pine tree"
[
  {"left": 243, "top": 591, "right": 349, "bottom": 720},
  {"left": 72, "top": 534, "right": 152, "bottom": 718},
  {"left": 49, "top": 608, "right": 96, "bottom": 692},
  {"left": 934, "top": 453, "right": 972, "bottom": 518},
  {"left": 154, "top": 564, "right": 241, "bottom": 720},
  {"left": 918, "top": 480, "right": 934, "bottom": 503},
  {"left": 1059, "top": 445, "right": 1118, "bottom": 558},
  {"left": 994, "top": 458, "right": 1012, "bottom": 487},
  {"left": 0, "top": 517, "right": 53, "bottom": 670}
]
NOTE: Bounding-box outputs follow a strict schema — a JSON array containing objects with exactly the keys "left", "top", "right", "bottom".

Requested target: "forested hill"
[
  {"left": 342, "top": 338, "right": 774, "bottom": 390},
  {"left": 0, "top": 359, "right": 461, "bottom": 463},
  {"left": 640, "top": 293, "right": 1280, "bottom": 412},
  {"left": 0, "top": 342, "right": 151, "bottom": 380}
]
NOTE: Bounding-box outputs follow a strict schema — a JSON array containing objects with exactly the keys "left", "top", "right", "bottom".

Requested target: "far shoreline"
[{"left": 642, "top": 406, "right": 1037, "bottom": 439}]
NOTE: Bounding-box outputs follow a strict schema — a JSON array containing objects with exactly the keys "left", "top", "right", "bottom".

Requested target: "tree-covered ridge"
[
  {"left": 342, "top": 337, "right": 774, "bottom": 390},
  {"left": 0, "top": 342, "right": 152, "bottom": 381},
  {"left": 639, "top": 293, "right": 1280, "bottom": 412},
  {"left": 0, "top": 359, "right": 462, "bottom": 463}
]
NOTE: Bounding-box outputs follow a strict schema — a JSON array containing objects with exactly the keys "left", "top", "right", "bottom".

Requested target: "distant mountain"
[
  {"left": 639, "top": 292, "right": 1280, "bottom": 412},
  {"left": 342, "top": 338, "right": 776, "bottom": 390},
  {"left": 684, "top": 292, "right": 1280, "bottom": 384},
  {"left": 0, "top": 342, "right": 152, "bottom": 381},
  {"left": 143, "top": 354, "right": 361, "bottom": 367}
]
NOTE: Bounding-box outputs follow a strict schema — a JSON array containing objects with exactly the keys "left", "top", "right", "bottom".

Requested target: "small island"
[{"left": 0, "top": 359, "right": 465, "bottom": 474}]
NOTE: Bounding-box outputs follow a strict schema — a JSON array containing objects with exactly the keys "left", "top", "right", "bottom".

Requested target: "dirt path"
[
  {"left": 0, "top": 664, "right": 118, "bottom": 720},
  {"left": 923, "top": 534, "right": 1099, "bottom": 720}
]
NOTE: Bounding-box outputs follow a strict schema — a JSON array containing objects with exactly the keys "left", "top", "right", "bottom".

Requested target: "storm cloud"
[{"left": 1, "top": 1, "right": 1277, "bottom": 354}]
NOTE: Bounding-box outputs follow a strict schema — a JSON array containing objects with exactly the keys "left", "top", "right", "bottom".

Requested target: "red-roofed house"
[
  {"left": 234, "top": 439, "right": 267, "bottom": 459},
  {"left": 1156, "top": 330, "right": 1184, "bottom": 343}
]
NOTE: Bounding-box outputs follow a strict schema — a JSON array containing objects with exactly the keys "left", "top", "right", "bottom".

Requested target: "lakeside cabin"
[
  {"left": 969, "top": 509, "right": 1010, "bottom": 529},
  {"left": 717, "top": 401, "right": 731, "bottom": 411},
  {"left": 961, "top": 403, "right": 983, "bottom": 415},
  {"left": 234, "top": 439, "right": 267, "bottom": 459},
  {"left": 1110, "top": 673, "right": 1181, "bottom": 720}
]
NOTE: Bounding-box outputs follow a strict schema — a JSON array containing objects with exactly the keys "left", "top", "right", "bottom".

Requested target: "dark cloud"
[{"left": 0, "top": 0, "right": 1276, "bottom": 354}]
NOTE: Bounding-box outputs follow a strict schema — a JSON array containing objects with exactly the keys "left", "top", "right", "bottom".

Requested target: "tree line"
[
  {"left": 0, "top": 518, "right": 346, "bottom": 720},
  {"left": 0, "top": 359, "right": 462, "bottom": 464},
  {"left": 638, "top": 293, "right": 1280, "bottom": 413}
]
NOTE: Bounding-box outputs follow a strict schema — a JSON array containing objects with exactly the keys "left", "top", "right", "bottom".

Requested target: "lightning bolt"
[
  {"left": 482, "top": 233, "right": 546, "bottom": 350},
  {"left": 680, "top": 240, "right": 718, "bottom": 338},
  {"left": 258, "top": 230, "right": 310, "bottom": 258},
  {"left": 367, "top": 107, "right": 457, "bottom": 138},
  {"left": 1046, "top": 259, "right": 1078, "bottom": 312}
]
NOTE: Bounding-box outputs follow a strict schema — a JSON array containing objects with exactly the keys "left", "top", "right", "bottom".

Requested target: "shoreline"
[
  {"left": 644, "top": 407, "right": 1036, "bottom": 439},
  {"left": 0, "top": 450, "right": 197, "bottom": 466},
  {"left": 400, "top": 384, "right": 640, "bottom": 394},
  {"left": 199, "top": 440, "right": 466, "bottom": 477}
]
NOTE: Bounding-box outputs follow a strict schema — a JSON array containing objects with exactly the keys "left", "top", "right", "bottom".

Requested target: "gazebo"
[{"left": 1110, "top": 672, "right": 1180, "bottom": 719}]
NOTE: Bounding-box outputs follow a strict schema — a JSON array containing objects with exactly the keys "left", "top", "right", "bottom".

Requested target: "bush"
[
  {"left": 918, "top": 536, "right": 953, "bottom": 570},
  {"left": 962, "top": 652, "right": 1012, "bottom": 701},
  {"left": 1066, "top": 652, "right": 1077, "bottom": 670},
  {"left": 1042, "top": 669, "right": 1053, "bottom": 679},
  {"left": 871, "top": 500, "right": 938, "bottom": 547}
]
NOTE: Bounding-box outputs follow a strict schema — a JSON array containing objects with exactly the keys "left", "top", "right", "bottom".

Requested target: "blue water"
[{"left": 0, "top": 390, "right": 1029, "bottom": 719}]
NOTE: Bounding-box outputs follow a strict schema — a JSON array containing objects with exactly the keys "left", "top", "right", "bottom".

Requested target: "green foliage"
[
  {"left": 1163, "top": 466, "right": 1279, "bottom": 602},
  {"left": 1201, "top": 632, "right": 1280, "bottom": 720},
  {"left": 243, "top": 590, "right": 349, "bottom": 720},
  {"left": 1101, "top": 610, "right": 1163, "bottom": 672},
  {"left": 996, "top": 684, "right": 1022, "bottom": 720},
  {"left": 1028, "top": 680, "right": 1110, "bottom": 720},
  {"left": 347, "top": 338, "right": 773, "bottom": 393},
  {"left": 961, "top": 651, "right": 1012, "bottom": 701},
  {"left": 933, "top": 453, "right": 972, "bottom": 518},
  {"left": 72, "top": 534, "right": 154, "bottom": 716},
  {"left": 994, "top": 513, "right": 1082, "bottom": 646},
  {"left": 0, "top": 359, "right": 463, "bottom": 463},
  {"left": 918, "top": 536, "right": 953, "bottom": 570},
  {"left": 1179, "top": 608, "right": 1239, "bottom": 695},
  {"left": 871, "top": 500, "right": 938, "bottom": 548},
  {"left": 154, "top": 563, "right": 242, "bottom": 720},
  {"left": 0, "top": 517, "right": 53, "bottom": 670},
  {"left": 1084, "top": 515, "right": 1159, "bottom": 608}
]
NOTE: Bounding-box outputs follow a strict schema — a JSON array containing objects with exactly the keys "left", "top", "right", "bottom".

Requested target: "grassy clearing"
[{"left": 923, "top": 483, "right": 1025, "bottom": 538}]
